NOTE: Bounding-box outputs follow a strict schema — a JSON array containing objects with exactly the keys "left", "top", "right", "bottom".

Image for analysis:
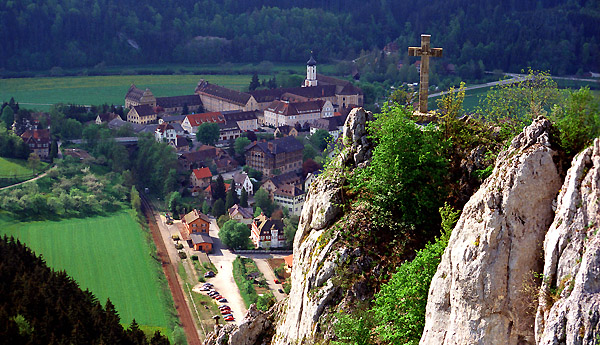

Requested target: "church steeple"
[{"left": 304, "top": 52, "right": 318, "bottom": 87}]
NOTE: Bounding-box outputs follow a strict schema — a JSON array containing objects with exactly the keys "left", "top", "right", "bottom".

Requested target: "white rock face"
[
  {"left": 420, "top": 118, "right": 562, "bottom": 345},
  {"left": 272, "top": 108, "right": 373, "bottom": 345},
  {"left": 536, "top": 138, "right": 600, "bottom": 344},
  {"left": 202, "top": 304, "right": 272, "bottom": 345}
]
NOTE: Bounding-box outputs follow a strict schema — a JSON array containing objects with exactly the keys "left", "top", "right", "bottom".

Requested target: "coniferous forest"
[
  {"left": 0, "top": 236, "right": 170, "bottom": 345},
  {"left": 0, "top": 0, "right": 598, "bottom": 75}
]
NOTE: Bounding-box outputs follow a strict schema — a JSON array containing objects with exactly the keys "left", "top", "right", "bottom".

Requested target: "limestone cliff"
[
  {"left": 420, "top": 117, "right": 562, "bottom": 344},
  {"left": 272, "top": 108, "right": 374, "bottom": 345},
  {"left": 535, "top": 138, "right": 600, "bottom": 344}
]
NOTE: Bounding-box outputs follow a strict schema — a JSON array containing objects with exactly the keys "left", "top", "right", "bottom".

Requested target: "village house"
[
  {"left": 181, "top": 209, "right": 213, "bottom": 252},
  {"left": 181, "top": 112, "right": 225, "bottom": 134},
  {"left": 156, "top": 95, "right": 203, "bottom": 115},
  {"left": 218, "top": 120, "right": 241, "bottom": 142},
  {"left": 172, "top": 136, "right": 190, "bottom": 152},
  {"left": 304, "top": 171, "right": 321, "bottom": 191},
  {"left": 232, "top": 171, "right": 253, "bottom": 196},
  {"left": 222, "top": 110, "right": 259, "bottom": 132},
  {"left": 190, "top": 167, "right": 212, "bottom": 189},
  {"left": 261, "top": 171, "right": 302, "bottom": 199},
  {"left": 274, "top": 125, "right": 299, "bottom": 137},
  {"left": 125, "top": 85, "right": 156, "bottom": 109},
  {"left": 228, "top": 204, "right": 254, "bottom": 225},
  {"left": 263, "top": 99, "right": 333, "bottom": 127},
  {"left": 95, "top": 112, "right": 121, "bottom": 125},
  {"left": 195, "top": 79, "right": 258, "bottom": 112},
  {"left": 273, "top": 183, "right": 305, "bottom": 216},
  {"left": 127, "top": 104, "right": 158, "bottom": 124},
  {"left": 244, "top": 136, "right": 303, "bottom": 177},
  {"left": 178, "top": 146, "right": 218, "bottom": 171},
  {"left": 154, "top": 123, "right": 177, "bottom": 144},
  {"left": 251, "top": 213, "right": 286, "bottom": 249},
  {"left": 309, "top": 114, "right": 347, "bottom": 140},
  {"left": 20, "top": 128, "right": 50, "bottom": 159},
  {"left": 158, "top": 114, "right": 187, "bottom": 125}
]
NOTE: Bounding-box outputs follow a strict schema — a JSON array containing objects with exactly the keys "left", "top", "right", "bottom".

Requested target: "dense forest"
[
  {"left": 0, "top": 0, "right": 598, "bottom": 75},
  {"left": 0, "top": 236, "right": 170, "bottom": 344}
]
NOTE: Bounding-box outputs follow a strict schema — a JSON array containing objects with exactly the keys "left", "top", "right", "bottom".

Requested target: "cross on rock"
[{"left": 408, "top": 34, "right": 443, "bottom": 113}]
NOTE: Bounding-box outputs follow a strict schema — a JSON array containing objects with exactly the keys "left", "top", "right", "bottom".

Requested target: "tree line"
[
  {"left": 0, "top": 0, "right": 597, "bottom": 76},
  {"left": 0, "top": 236, "right": 170, "bottom": 344}
]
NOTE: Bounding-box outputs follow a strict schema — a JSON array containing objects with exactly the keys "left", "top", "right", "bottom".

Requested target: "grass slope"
[
  {"left": 0, "top": 211, "right": 173, "bottom": 330},
  {"left": 0, "top": 157, "right": 35, "bottom": 178},
  {"left": 0, "top": 74, "right": 256, "bottom": 111}
]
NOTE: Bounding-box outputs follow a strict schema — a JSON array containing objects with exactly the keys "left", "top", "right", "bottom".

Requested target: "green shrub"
[
  {"left": 191, "top": 255, "right": 198, "bottom": 261},
  {"left": 178, "top": 251, "right": 187, "bottom": 259}
]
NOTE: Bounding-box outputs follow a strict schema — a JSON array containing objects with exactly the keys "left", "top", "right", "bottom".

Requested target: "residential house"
[
  {"left": 263, "top": 99, "right": 333, "bottom": 127},
  {"left": 284, "top": 254, "right": 293, "bottom": 269},
  {"left": 232, "top": 171, "right": 253, "bottom": 196},
  {"left": 159, "top": 114, "right": 187, "bottom": 125},
  {"left": 228, "top": 204, "right": 254, "bottom": 225},
  {"left": 182, "top": 209, "right": 211, "bottom": 235},
  {"left": 195, "top": 79, "right": 258, "bottom": 112},
  {"left": 173, "top": 136, "right": 190, "bottom": 152},
  {"left": 262, "top": 171, "right": 302, "bottom": 198},
  {"left": 274, "top": 125, "right": 299, "bottom": 137},
  {"left": 273, "top": 183, "right": 305, "bottom": 216},
  {"left": 156, "top": 95, "right": 203, "bottom": 115},
  {"left": 95, "top": 112, "right": 120, "bottom": 125},
  {"left": 309, "top": 114, "right": 347, "bottom": 140},
  {"left": 178, "top": 146, "right": 218, "bottom": 171},
  {"left": 127, "top": 104, "right": 158, "bottom": 124},
  {"left": 304, "top": 171, "right": 321, "bottom": 191},
  {"left": 191, "top": 167, "right": 212, "bottom": 189},
  {"left": 215, "top": 156, "right": 237, "bottom": 173},
  {"left": 155, "top": 123, "right": 177, "bottom": 145},
  {"left": 190, "top": 233, "right": 213, "bottom": 252},
  {"left": 181, "top": 112, "right": 225, "bottom": 134},
  {"left": 316, "top": 74, "right": 364, "bottom": 109},
  {"left": 20, "top": 129, "right": 50, "bottom": 159},
  {"left": 125, "top": 85, "right": 156, "bottom": 109},
  {"left": 218, "top": 120, "right": 241, "bottom": 142},
  {"left": 222, "top": 110, "right": 259, "bottom": 132},
  {"left": 244, "top": 136, "right": 304, "bottom": 177},
  {"left": 251, "top": 213, "right": 286, "bottom": 249}
]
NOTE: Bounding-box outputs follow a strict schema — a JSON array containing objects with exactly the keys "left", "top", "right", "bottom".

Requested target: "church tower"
[{"left": 304, "top": 53, "right": 317, "bottom": 87}]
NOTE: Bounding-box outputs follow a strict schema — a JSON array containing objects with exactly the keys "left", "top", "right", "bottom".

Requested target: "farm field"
[
  {"left": 0, "top": 74, "right": 258, "bottom": 112},
  {"left": 0, "top": 211, "right": 174, "bottom": 332}
]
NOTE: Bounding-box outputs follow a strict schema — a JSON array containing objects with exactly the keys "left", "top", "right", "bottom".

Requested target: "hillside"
[
  {"left": 201, "top": 81, "right": 600, "bottom": 344},
  {"left": 1, "top": 0, "right": 598, "bottom": 75}
]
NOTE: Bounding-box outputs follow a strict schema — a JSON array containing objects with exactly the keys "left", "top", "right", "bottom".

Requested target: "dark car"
[
  {"left": 278, "top": 288, "right": 284, "bottom": 294},
  {"left": 204, "top": 271, "right": 216, "bottom": 278}
]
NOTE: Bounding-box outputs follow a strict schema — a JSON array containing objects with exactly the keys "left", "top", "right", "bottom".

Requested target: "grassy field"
[
  {"left": 0, "top": 211, "right": 174, "bottom": 332},
  {"left": 0, "top": 74, "right": 258, "bottom": 112},
  {"left": 0, "top": 157, "right": 35, "bottom": 177}
]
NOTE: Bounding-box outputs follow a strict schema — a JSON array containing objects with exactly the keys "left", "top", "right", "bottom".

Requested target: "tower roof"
[{"left": 307, "top": 54, "right": 317, "bottom": 66}]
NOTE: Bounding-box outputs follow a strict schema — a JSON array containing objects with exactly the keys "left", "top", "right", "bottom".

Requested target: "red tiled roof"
[
  {"left": 185, "top": 112, "right": 225, "bottom": 127},
  {"left": 192, "top": 167, "right": 212, "bottom": 180}
]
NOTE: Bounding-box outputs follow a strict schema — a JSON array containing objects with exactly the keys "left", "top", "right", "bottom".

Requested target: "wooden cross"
[{"left": 408, "top": 34, "right": 443, "bottom": 113}]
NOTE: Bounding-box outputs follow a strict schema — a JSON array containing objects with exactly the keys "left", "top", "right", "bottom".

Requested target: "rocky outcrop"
[
  {"left": 420, "top": 117, "right": 562, "bottom": 345},
  {"left": 535, "top": 138, "right": 600, "bottom": 344},
  {"left": 202, "top": 304, "right": 273, "bottom": 345},
  {"left": 271, "top": 108, "right": 374, "bottom": 345}
]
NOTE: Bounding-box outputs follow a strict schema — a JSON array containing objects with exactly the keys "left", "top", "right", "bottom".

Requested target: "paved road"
[
  {"left": 206, "top": 218, "right": 248, "bottom": 325},
  {"left": 252, "top": 257, "right": 286, "bottom": 302}
]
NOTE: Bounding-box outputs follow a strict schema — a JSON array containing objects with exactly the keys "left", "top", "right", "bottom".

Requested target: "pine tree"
[
  {"left": 249, "top": 73, "right": 260, "bottom": 91},
  {"left": 213, "top": 175, "right": 226, "bottom": 202},
  {"left": 240, "top": 188, "right": 248, "bottom": 207}
]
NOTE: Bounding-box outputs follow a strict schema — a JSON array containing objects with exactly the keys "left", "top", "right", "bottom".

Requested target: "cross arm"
[
  {"left": 430, "top": 48, "right": 443, "bottom": 57},
  {"left": 408, "top": 47, "right": 422, "bottom": 56}
]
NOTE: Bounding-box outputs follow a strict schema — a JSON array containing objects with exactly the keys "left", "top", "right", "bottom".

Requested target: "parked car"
[
  {"left": 218, "top": 298, "right": 228, "bottom": 303},
  {"left": 208, "top": 291, "right": 219, "bottom": 296},
  {"left": 223, "top": 314, "right": 233, "bottom": 318},
  {"left": 221, "top": 310, "right": 231, "bottom": 315},
  {"left": 224, "top": 316, "right": 235, "bottom": 321},
  {"left": 278, "top": 288, "right": 284, "bottom": 293},
  {"left": 218, "top": 305, "right": 230, "bottom": 309},
  {"left": 204, "top": 271, "right": 216, "bottom": 278},
  {"left": 274, "top": 279, "right": 280, "bottom": 284}
]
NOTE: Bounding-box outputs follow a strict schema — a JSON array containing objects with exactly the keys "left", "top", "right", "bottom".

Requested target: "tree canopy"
[
  {"left": 196, "top": 122, "right": 220, "bottom": 146},
  {"left": 219, "top": 220, "right": 251, "bottom": 249}
]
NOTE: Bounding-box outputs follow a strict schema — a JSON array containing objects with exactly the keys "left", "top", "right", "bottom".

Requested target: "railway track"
[{"left": 140, "top": 193, "right": 202, "bottom": 345}]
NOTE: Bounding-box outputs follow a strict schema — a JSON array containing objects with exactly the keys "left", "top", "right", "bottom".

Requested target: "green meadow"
[
  {"left": 0, "top": 74, "right": 256, "bottom": 111},
  {"left": 0, "top": 157, "right": 36, "bottom": 177},
  {"left": 0, "top": 211, "right": 175, "bottom": 332}
]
